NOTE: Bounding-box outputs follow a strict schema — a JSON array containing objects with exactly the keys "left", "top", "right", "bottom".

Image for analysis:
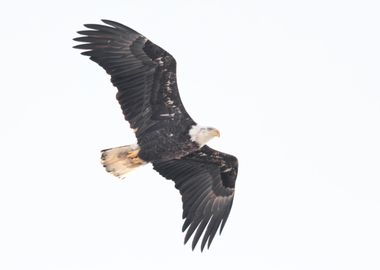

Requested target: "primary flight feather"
[{"left": 74, "top": 19, "right": 238, "bottom": 251}]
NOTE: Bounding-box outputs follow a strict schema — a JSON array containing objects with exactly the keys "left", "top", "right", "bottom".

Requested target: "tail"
[{"left": 101, "top": 144, "right": 147, "bottom": 179}]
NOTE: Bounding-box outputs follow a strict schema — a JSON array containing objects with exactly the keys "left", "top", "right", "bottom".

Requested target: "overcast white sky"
[{"left": 1, "top": 0, "right": 380, "bottom": 269}]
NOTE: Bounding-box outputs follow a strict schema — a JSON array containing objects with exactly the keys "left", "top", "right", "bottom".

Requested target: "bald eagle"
[{"left": 74, "top": 20, "right": 238, "bottom": 251}]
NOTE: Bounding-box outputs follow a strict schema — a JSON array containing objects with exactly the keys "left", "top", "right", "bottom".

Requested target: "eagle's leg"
[{"left": 127, "top": 149, "right": 139, "bottom": 159}]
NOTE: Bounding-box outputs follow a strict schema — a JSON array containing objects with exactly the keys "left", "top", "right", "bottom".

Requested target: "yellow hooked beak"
[{"left": 210, "top": 129, "right": 220, "bottom": 138}]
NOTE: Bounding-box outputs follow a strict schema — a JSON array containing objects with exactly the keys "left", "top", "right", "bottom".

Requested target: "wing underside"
[
  {"left": 74, "top": 20, "right": 195, "bottom": 139},
  {"left": 153, "top": 146, "right": 238, "bottom": 250}
]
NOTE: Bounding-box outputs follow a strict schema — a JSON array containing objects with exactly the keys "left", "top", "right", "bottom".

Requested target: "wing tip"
[
  {"left": 101, "top": 19, "right": 114, "bottom": 25},
  {"left": 83, "top": 23, "right": 94, "bottom": 28},
  {"left": 101, "top": 19, "right": 138, "bottom": 34}
]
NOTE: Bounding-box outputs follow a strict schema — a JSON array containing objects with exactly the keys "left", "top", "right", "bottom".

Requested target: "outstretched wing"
[
  {"left": 153, "top": 146, "right": 238, "bottom": 251},
  {"left": 74, "top": 20, "right": 195, "bottom": 138}
]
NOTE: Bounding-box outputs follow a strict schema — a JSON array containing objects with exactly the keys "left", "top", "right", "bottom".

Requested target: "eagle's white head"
[{"left": 189, "top": 125, "right": 220, "bottom": 147}]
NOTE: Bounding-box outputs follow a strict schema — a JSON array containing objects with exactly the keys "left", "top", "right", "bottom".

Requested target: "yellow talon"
[{"left": 127, "top": 149, "right": 139, "bottom": 159}]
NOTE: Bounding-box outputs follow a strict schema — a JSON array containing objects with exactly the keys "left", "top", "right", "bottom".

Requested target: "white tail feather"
[{"left": 101, "top": 144, "right": 146, "bottom": 179}]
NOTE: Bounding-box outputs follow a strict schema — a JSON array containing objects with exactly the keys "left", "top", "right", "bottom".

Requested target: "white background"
[{"left": 1, "top": 0, "right": 379, "bottom": 269}]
